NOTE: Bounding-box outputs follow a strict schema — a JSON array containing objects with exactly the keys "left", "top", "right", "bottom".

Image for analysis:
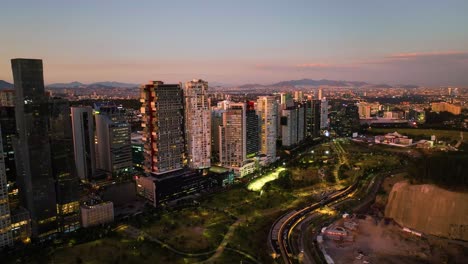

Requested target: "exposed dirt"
[{"left": 323, "top": 216, "right": 468, "bottom": 264}]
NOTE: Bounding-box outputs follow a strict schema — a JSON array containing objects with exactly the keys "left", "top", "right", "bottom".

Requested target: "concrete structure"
[
  {"left": 257, "top": 96, "right": 278, "bottom": 160},
  {"left": 140, "top": 81, "right": 185, "bottom": 174},
  {"left": 431, "top": 102, "right": 462, "bottom": 115},
  {"left": 219, "top": 103, "right": 246, "bottom": 168},
  {"left": 0, "top": 128, "right": 13, "bottom": 248},
  {"left": 80, "top": 201, "right": 114, "bottom": 228},
  {"left": 211, "top": 108, "right": 225, "bottom": 162},
  {"left": 184, "top": 79, "right": 211, "bottom": 169},
  {"left": 71, "top": 106, "right": 96, "bottom": 181},
  {"left": 306, "top": 99, "right": 321, "bottom": 138},
  {"left": 357, "top": 102, "right": 372, "bottom": 118}
]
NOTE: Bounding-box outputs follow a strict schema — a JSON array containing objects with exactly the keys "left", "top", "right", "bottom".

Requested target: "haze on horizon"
[{"left": 1, "top": 0, "right": 468, "bottom": 86}]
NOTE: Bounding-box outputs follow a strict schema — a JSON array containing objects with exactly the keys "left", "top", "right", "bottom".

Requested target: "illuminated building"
[
  {"left": 71, "top": 106, "right": 96, "bottom": 181},
  {"left": 0, "top": 90, "right": 15, "bottom": 107},
  {"left": 95, "top": 103, "right": 132, "bottom": 177},
  {"left": 80, "top": 201, "right": 114, "bottom": 228},
  {"left": 219, "top": 102, "right": 246, "bottom": 168},
  {"left": 0, "top": 128, "right": 13, "bottom": 248},
  {"left": 140, "top": 81, "right": 185, "bottom": 174},
  {"left": 184, "top": 79, "right": 211, "bottom": 169},
  {"left": 430, "top": 102, "right": 462, "bottom": 115},
  {"left": 256, "top": 96, "right": 278, "bottom": 161}
]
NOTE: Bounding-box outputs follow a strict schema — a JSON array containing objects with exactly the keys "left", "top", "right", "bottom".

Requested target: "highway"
[
  {"left": 269, "top": 179, "right": 359, "bottom": 264},
  {"left": 269, "top": 168, "right": 403, "bottom": 264}
]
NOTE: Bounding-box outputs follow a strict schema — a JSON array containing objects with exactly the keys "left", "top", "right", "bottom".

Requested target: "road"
[{"left": 269, "top": 167, "right": 403, "bottom": 264}]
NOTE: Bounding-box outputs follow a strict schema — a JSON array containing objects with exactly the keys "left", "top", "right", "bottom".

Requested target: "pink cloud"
[{"left": 386, "top": 51, "right": 468, "bottom": 59}]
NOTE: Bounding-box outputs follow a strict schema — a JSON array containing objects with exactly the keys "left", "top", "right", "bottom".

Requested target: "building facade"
[
  {"left": 246, "top": 101, "right": 259, "bottom": 157},
  {"left": 184, "top": 79, "right": 211, "bottom": 169},
  {"left": 95, "top": 110, "right": 132, "bottom": 177},
  {"left": 140, "top": 81, "right": 185, "bottom": 174},
  {"left": 80, "top": 201, "right": 114, "bottom": 228},
  {"left": 71, "top": 106, "right": 96, "bottom": 181},
  {"left": 12, "top": 58, "right": 58, "bottom": 239},
  {"left": 219, "top": 103, "right": 246, "bottom": 168},
  {"left": 0, "top": 128, "right": 13, "bottom": 248},
  {"left": 256, "top": 96, "right": 278, "bottom": 160}
]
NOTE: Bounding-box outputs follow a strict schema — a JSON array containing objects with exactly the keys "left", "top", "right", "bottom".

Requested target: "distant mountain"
[
  {"left": 238, "top": 83, "right": 265, "bottom": 89},
  {"left": 47, "top": 81, "right": 139, "bottom": 89},
  {"left": 89, "top": 82, "right": 138, "bottom": 88},
  {"left": 270, "top": 79, "right": 369, "bottom": 87},
  {"left": 399, "top": 84, "right": 419, "bottom": 89},
  {"left": 0, "top": 80, "right": 13, "bottom": 89},
  {"left": 47, "top": 81, "right": 85, "bottom": 88},
  {"left": 371, "top": 84, "right": 393, "bottom": 88}
]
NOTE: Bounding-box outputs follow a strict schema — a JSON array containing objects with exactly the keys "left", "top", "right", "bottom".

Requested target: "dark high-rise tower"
[
  {"left": 246, "top": 101, "right": 259, "bottom": 157},
  {"left": 12, "top": 59, "right": 57, "bottom": 238},
  {"left": 12, "top": 59, "right": 80, "bottom": 238},
  {"left": 306, "top": 99, "right": 321, "bottom": 138}
]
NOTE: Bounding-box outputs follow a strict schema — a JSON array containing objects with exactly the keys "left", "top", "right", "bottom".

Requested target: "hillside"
[{"left": 385, "top": 181, "right": 468, "bottom": 240}]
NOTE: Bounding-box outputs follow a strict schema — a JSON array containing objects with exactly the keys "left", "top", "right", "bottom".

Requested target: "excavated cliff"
[{"left": 385, "top": 181, "right": 468, "bottom": 240}]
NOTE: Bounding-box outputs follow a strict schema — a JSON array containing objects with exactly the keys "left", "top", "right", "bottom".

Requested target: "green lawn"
[
  {"left": 143, "top": 207, "right": 235, "bottom": 253},
  {"left": 369, "top": 128, "right": 465, "bottom": 142},
  {"left": 51, "top": 237, "right": 185, "bottom": 264}
]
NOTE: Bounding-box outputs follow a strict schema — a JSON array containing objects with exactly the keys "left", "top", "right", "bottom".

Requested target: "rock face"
[{"left": 385, "top": 181, "right": 468, "bottom": 241}]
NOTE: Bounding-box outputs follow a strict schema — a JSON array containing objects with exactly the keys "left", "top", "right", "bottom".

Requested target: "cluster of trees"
[{"left": 407, "top": 152, "right": 468, "bottom": 189}]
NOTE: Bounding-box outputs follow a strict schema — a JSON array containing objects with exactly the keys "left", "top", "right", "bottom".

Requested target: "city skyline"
[{"left": 1, "top": 1, "right": 468, "bottom": 86}]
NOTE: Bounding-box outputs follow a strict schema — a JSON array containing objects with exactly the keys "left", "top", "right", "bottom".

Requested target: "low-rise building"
[{"left": 80, "top": 201, "right": 114, "bottom": 228}]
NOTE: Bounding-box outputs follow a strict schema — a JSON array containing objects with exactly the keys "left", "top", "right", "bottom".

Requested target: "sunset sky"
[{"left": 1, "top": 0, "right": 468, "bottom": 86}]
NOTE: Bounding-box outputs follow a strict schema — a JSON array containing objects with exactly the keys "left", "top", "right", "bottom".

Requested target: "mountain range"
[
  {"left": 47, "top": 81, "right": 139, "bottom": 88},
  {"left": 0, "top": 79, "right": 419, "bottom": 90},
  {"left": 0, "top": 80, "right": 13, "bottom": 89}
]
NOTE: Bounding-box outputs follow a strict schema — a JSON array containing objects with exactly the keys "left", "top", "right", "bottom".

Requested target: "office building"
[
  {"left": 49, "top": 98, "right": 80, "bottom": 233},
  {"left": 140, "top": 81, "right": 185, "bottom": 174},
  {"left": 294, "top": 91, "right": 303, "bottom": 102},
  {"left": 184, "top": 79, "right": 211, "bottom": 169},
  {"left": 71, "top": 106, "right": 96, "bottom": 181},
  {"left": 0, "top": 128, "right": 13, "bottom": 248},
  {"left": 12, "top": 58, "right": 58, "bottom": 238},
  {"left": 95, "top": 112, "right": 132, "bottom": 177},
  {"left": 219, "top": 103, "right": 246, "bottom": 168},
  {"left": 281, "top": 104, "right": 306, "bottom": 147},
  {"left": 318, "top": 88, "right": 323, "bottom": 100},
  {"left": 256, "top": 96, "right": 278, "bottom": 160},
  {"left": 306, "top": 99, "right": 321, "bottom": 138},
  {"left": 211, "top": 108, "right": 225, "bottom": 162},
  {"left": 246, "top": 101, "right": 259, "bottom": 157}
]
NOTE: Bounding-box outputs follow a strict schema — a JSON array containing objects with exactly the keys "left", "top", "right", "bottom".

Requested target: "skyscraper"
[
  {"left": 49, "top": 98, "right": 80, "bottom": 233},
  {"left": 12, "top": 58, "right": 58, "bottom": 238},
  {"left": 95, "top": 108, "right": 132, "bottom": 177},
  {"left": 320, "top": 99, "right": 329, "bottom": 129},
  {"left": 219, "top": 103, "right": 246, "bottom": 168},
  {"left": 281, "top": 104, "right": 306, "bottom": 147},
  {"left": 140, "top": 81, "right": 185, "bottom": 174},
  {"left": 184, "top": 79, "right": 211, "bottom": 169},
  {"left": 256, "top": 96, "right": 278, "bottom": 160},
  {"left": 0, "top": 127, "right": 13, "bottom": 248},
  {"left": 306, "top": 99, "right": 321, "bottom": 138},
  {"left": 246, "top": 101, "right": 259, "bottom": 157},
  {"left": 71, "top": 106, "right": 96, "bottom": 181}
]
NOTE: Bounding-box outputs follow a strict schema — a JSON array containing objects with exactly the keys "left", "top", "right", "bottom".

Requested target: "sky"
[{"left": 1, "top": 0, "right": 468, "bottom": 86}]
